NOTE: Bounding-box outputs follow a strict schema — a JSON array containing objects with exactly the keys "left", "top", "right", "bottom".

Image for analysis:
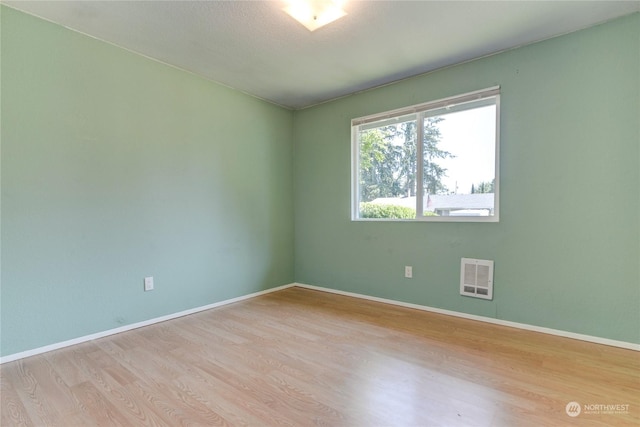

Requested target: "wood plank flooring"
[{"left": 1, "top": 287, "right": 639, "bottom": 426}]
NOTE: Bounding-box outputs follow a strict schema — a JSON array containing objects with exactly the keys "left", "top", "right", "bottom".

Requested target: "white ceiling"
[{"left": 4, "top": 0, "right": 639, "bottom": 109}]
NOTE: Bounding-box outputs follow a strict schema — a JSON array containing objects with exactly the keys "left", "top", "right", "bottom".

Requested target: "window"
[{"left": 351, "top": 87, "right": 500, "bottom": 222}]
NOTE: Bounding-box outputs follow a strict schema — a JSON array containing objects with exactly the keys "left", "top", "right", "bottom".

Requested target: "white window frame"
[{"left": 351, "top": 87, "right": 500, "bottom": 222}]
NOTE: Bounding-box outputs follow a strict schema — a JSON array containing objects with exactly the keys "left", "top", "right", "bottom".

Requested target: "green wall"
[
  {"left": 1, "top": 6, "right": 294, "bottom": 357},
  {"left": 294, "top": 13, "right": 640, "bottom": 344}
]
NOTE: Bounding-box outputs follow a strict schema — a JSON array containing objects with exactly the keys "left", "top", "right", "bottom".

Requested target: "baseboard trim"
[
  {"left": 293, "top": 282, "right": 640, "bottom": 352},
  {"left": 4, "top": 281, "right": 636, "bottom": 363},
  {"left": 0, "top": 283, "right": 296, "bottom": 364}
]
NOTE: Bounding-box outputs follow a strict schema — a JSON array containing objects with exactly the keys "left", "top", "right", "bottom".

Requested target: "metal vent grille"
[{"left": 460, "top": 258, "right": 494, "bottom": 300}]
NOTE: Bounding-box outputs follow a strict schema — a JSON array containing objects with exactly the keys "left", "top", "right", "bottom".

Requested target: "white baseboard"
[
  {"left": 3, "top": 281, "right": 636, "bottom": 364},
  {"left": 0, "top": 283, "right": 296, "bottom": 364},
  {"left": 293, "top": 282, "right": 640, "bottom": 352}
]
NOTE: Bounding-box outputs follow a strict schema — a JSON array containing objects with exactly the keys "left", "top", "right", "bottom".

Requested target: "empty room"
[{"left": 1, "top": 1, "right": 639, "bottom": 426}]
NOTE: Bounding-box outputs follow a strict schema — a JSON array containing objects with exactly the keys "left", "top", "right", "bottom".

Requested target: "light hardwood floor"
[{"left": 1, "top": 287, "right": 639, "bottom": 426}]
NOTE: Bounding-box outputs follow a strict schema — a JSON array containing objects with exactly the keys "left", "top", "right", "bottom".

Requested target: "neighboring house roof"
[
  {"left": 426, "top": 193, "right": 494, "bottom": 211},
  {"left": 370, "top": 194, "right": 494, "bottom": 211}
]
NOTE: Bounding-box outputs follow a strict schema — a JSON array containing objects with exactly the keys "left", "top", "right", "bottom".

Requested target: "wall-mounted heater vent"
[{"left": 460, "top": 258, "right": 494, "bottom": 300}]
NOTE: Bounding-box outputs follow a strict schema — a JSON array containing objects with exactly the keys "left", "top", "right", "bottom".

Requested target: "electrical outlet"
[
  {"left": 144, "top": 276, "right": 154, "bottom": 291},
  {"left": 404, "top": 266, "right": 413, "bottom": 279}
]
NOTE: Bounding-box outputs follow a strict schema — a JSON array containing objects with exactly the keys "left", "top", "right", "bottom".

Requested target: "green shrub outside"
[
  {"left": 359, "top": 202, "right": 439, "bottom": 219},
  {"left": 359, "top": 202, "right": 415, "bottom": 219}
]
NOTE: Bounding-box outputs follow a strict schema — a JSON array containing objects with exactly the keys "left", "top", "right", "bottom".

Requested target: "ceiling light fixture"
[{"left": 283, "top": 0, "right": 347, "bottom": 32}]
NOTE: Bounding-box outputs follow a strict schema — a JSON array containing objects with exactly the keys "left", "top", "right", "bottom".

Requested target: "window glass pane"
[
  {"left": 422, "top": 103, "right": 496, "bottom": 217},
  {"left": 357, "top": 117, "right": 417, "bottom": 219}
]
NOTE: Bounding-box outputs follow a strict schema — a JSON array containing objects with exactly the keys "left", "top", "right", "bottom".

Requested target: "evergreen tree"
[{"left": 358, "top": 116, "right": 453, "bottom": 202}]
